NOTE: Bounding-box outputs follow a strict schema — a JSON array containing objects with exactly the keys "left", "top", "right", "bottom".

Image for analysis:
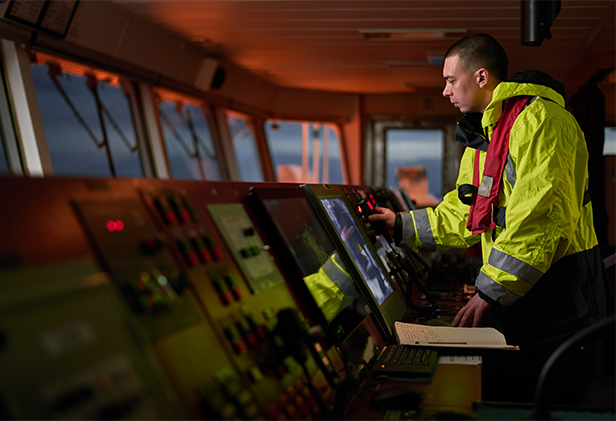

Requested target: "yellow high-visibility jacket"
[
  {"left": 303, "top": 252, "right": 358, "bottom": 322},
  {"left": 398, "top": 70, "right": 597, "bottom": 308}
]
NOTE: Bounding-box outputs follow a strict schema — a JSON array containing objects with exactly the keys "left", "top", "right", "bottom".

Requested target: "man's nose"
[{"left": 442, "top": 85, "right": 450, "bottom": 97}]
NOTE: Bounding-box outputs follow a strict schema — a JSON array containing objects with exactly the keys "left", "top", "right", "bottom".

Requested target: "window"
[
  {"left": 0, "top": 61, "right": 13, "bottom": 174},
  {"left": 0, "top": 132, "right": 7, "bottom": 174},
  {"left": 265, "top": 120, "right": 344, "bottom": 184},
  {"left": 605, "top": 127, "right": 616, "bottom": 155},
  {"left": 227, "top": 113, "right": 263, "bottom": 182},
  {"left": 385, "top": 129, "right": 444, "bottom": 207},
  {"left": 30, "top": 56, "right": 142, "bottom": 177},
  {"left": 155, "top": 90, "right": 221, "bottom": 181}
]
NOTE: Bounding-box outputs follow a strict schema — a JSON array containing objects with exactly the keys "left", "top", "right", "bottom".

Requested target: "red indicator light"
[
  {"left": 106, "top": 220, "right": 124, "bottom": 232},
  {"left": 357, "top": 206, "right": 362, "bottom": 214},
  {"left": 367, "top": 201, "right": 374, "bottom": 210}
]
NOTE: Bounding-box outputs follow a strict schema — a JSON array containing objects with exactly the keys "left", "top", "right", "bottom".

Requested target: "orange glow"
[
  {"left": 33, "top": 51, "right": 123, "bottom": 87},
  {"left": 152, "top": 86, "right": 208, "bottom": 106}
]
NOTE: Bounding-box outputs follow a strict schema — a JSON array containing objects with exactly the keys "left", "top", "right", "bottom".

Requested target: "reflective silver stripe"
[
  {"left": 322, "top": 254, "right": 356, "bottom": 298},
  {"left": 476, "top": 272, "right": 522, "bottom": 307},
  {"left": 399, "top": 212, "right": 416, "bottom": 245},
  {"left": 414, "top": 208, "right": 437, "bottom": 252},
  {"left": 488, "top": 248, "right": 544, "bottom": 286},
  {"left": 505, "top": 152, "right": 516, "bottom": 188}
]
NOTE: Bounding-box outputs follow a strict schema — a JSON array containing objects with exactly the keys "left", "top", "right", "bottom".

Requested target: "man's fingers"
[
  {"left": 368, "top": 208, "right": 396, "bottom": 229},
  {"left": 459, "top": 311, "right": 472, "bottom": 328},
  {"left": 452, "top": 307, "right": 466, "bottom": 327}
]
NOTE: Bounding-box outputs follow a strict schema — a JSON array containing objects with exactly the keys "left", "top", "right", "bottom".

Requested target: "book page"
[
  {"left": 394, "top": 322, "right": 517, "bottom": 349},
  {"left": 439, "top": 355, "right": 483, "bottom": 365}
]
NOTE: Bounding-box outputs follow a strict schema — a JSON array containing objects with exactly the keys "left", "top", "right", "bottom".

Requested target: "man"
[{"left": 370, "top": 33, "right": 612, "bottom": 403}]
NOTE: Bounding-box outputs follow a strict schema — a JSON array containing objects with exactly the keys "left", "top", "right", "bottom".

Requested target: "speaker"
[
  {"left": 194, "top": 57, "right": 225, "bottom": 91},
  {"left": 521, "top": 0, "right": 561, "bottom": 46}
]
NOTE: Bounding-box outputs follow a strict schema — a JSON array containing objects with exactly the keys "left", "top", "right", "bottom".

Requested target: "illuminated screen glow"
[
  {"left": 262, "top": 197, "right": 361, "bottom": 323},
  {"left": 320, "top": 197, "right": 394, "bottom": 305}
]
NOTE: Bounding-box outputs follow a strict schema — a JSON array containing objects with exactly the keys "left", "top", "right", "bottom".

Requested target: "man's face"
[{"left": 442, "top": 54, "right": 484, "bottom": 113}]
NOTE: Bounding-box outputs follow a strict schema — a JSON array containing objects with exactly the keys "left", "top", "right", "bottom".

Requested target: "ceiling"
[{"left": 111, "top": 0, "right": 616, "bottom": 95}]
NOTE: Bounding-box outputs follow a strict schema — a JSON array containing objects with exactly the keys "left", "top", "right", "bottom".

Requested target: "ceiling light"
[
  {"left": 426, "top": 52, "right": 446, "bottom": 66},
  {"left": 190, "top": 36, "right": 220, "bottom": 48},
  {"left": 360, "top": 28, "right": 467, "bottom": 41}
]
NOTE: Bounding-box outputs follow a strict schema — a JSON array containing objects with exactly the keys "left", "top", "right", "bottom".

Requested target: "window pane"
[
  {"left": 325, "top": 126, "right": 344, "bottom": 184},
  {"left": 31, "top": 63, "right": 142, "bottom": 177},
  {"left": 227, "top": 114, "right": 263, "bottom": 182},
  {"left": 605, "top": 127, "right": 616, "bottom": 155},
  {"left": 157, "top": 100, "right": 221, "bottom": 180},
  {"left": 265, "top": 120, "right": 344, "bottom": 184},
  {"left": 0, "top": 132, "right": 8, "bottom": 174},
  {"left": 386, "top": 129, "right": 443, "bottom": 207}
]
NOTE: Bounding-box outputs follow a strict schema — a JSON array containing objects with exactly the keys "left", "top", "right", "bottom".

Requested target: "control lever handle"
[{"left": 357, "top": 199, "right": 389, "bottom": 240}]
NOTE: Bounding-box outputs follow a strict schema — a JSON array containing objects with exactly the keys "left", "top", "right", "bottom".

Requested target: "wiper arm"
[{"left": 48, "top": 67, "right": 102, "bottom": 149}]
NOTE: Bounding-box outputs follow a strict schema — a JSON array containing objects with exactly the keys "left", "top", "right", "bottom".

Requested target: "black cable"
[
  {"left": 393, "top": 251, "right": 438, "bottom": 314},
  {"left": 530, "top": 314, "right": 616, "bottom": 420}
]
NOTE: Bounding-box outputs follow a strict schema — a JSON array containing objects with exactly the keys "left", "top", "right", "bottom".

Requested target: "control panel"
[
  {"left": 0, "top": 177, "right": 478, "bottom": 419},
  {"left": 0, "top": 177, "right": 336, "bottom": 420}
]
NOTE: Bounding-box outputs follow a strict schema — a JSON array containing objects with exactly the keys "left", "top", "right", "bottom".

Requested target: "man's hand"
[
  {"left": 451, "top": 294, "right": 491, "bottom": 327},
  {"left": 341, "top": 225, "right": 355, "bottom": 241},
  {"left": 368, "top": 207, "right": 396, "bottom": 237}
]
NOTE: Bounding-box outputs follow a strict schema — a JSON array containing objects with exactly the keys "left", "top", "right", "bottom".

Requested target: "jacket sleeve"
[
  {"left": 397, "top": 147, "right": 481, "bottom": 252},
  {"left": 303, "top": 252, "right": 358, "bottom": 322},
  {"left": 475, "top": 100, "right": 596, "bottom": 307}
]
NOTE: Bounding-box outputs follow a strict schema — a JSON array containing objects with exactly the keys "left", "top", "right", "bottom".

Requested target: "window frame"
[
  {"left": 264, "top": 118, "right": 348, "bottom": 184},
  {"left": 367, "top": 119, "right": 458, "bottom": 193}
]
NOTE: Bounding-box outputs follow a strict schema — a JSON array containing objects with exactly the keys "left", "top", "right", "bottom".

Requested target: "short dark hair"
[{"left": 444, "top": 33, "right": 508, "bottom": 82}]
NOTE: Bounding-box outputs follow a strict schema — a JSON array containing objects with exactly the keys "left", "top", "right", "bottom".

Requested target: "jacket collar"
[
  {"left": 454, "top": 112, "right": 489, "bottom": 151},
  {"left": 482, "top": 70, "right": 566, "bottom": 128},
  {"left": 454, "top": 70, "right": 565, "bottom": 151}
]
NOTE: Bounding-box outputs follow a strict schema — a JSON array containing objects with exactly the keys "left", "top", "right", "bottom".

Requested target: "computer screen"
[
  {"left": 301, "top": 184, "right": 407, "bottom": 340},
  {"left": 247, "top": 187, "right": 370, "bottom": 345},
  {"left": 319, "top": 196, "right": 394, "bottom": 305}
]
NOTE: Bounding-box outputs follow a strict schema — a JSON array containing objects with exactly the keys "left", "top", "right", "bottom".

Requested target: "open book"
[{"left": 394, "top": 321, "right": 519, "bottom": 350}]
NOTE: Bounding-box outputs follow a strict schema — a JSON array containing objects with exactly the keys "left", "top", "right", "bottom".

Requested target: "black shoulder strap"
[{"left": 458, "top": 184, "right": 478, "bottom": 206}]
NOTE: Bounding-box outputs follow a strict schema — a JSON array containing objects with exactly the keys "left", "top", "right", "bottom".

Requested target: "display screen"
[
  {"left": 248, "top": 187, "right": 370, "bottom": 342},
  {"left": 319, "top": 197, "right": 394, "bottom": 305}
]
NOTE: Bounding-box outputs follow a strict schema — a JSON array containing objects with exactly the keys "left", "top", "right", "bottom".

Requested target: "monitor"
[
  {"left": 247, "top": 186, "right": 371, "bottom": 346},
  {"left": 301, "top": 184, "right": 407, "bottom": 340}
]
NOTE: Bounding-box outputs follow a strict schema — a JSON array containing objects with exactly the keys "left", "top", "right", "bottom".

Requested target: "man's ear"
[{"left": 476, "top": 68, "right": 489, "bottom": 88}]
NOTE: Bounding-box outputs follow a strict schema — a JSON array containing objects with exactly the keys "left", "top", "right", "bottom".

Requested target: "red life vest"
[{"left": 465, "top": 96, "right": 531, "bottom": 235}]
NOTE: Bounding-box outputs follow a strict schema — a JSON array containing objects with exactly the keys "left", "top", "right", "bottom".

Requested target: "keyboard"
[{"left": 371, "top": 345, "right": 438, "bottom": 378}]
